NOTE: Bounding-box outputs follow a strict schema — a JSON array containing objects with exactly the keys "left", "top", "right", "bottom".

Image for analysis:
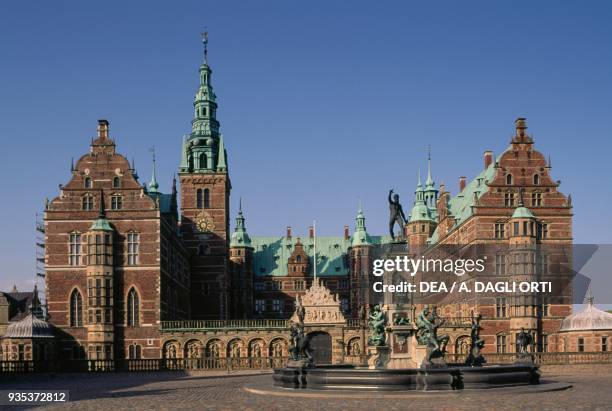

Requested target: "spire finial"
[
  {"left": 239, "top": 197, "right": 243, "bottom": 213},
  {"left": 201, "top": 29, "right": 209, "bottom": 64},
  {"left": 70, "top": 157, "right": 74, "bottom": 172},
  {"left": 98, "top": 189, "right": 106, "bottom": 218},
  {"left": 148, "top": 146, "right": 159, "bottom": 193},
  {"left": 358, "top": 198, "right": 363, "bottom": 214},
  {"left": 518, "top": 187, "right": 525, "bottom": 207},
  {"left": 586, "top": 285, "right": 594, "bottom": 305}
]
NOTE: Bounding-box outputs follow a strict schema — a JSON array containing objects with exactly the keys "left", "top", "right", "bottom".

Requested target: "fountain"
[{"left": 273, "top": 304, "right": 542, "bottom": 391}]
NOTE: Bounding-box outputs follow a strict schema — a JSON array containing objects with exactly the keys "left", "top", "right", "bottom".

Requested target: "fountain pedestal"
[{"left": 367, "top": 346, "right": 390, "bottom": 369}]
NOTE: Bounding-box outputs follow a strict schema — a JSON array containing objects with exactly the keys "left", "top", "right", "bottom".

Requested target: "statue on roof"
[{"left": 388, "top": 189, "right": 407, "bottom": 241}]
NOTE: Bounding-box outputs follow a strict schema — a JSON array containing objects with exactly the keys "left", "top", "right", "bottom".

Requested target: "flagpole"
[{"left": 313, "top": 220, "right": 317, "bottom": 281}]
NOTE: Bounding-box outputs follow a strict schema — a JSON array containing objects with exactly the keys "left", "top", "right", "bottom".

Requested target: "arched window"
[
  {"left": 113, "top": 177, "right": 121, "bottom": 188},
  {"left": 506, "top": 174, "right": 513, "bottom": 185},
  {"left": 204, "top": 189, "right": 210, "bottom": 208},
  {"left": 533, "top": 174, "right": 540, "bottom": 185},
  {"left": 128, "top": 344, "right": 142, "bottom": 359},
  {"left": 127, "top": 287, "right": 140, "bottom": 326},
  {"left": 200, "top": 153, "right": 207, "bottom": 169},
  {"left": 84, "top": 177, "right": 92, "bottom": 189},
  {"left": 70, "top": 289, "right": 83, "bottom": 327},
  {"left": 82, "top": 194, "right": 94, "bottom": 211},
  {"left": 196, "top": 189, "right": 203, "bottom": 209}
]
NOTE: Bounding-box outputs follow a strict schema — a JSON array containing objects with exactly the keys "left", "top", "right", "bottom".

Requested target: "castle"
[{"left": 35, "top": 43, "right": 611, "bottom": 365}]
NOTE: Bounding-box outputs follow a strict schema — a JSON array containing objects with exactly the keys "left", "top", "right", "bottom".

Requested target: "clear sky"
[{"left": 1, "top": 0, "right": 611, "bottom": 293}]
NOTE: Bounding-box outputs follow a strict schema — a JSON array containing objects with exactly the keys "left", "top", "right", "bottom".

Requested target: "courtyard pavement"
[{"left": 0, "top": 364, "right": 610, "bottom": 410}]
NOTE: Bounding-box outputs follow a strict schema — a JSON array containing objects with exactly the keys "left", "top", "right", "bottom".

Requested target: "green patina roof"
[
  {"left": 429, "top": 156, "right": 498, "bottom": 244},
  {"left": 90, "top": 217, "right": 113, "bottom": 231},
  {"left": 512, "top": 206, "right": 535, "bottom": 219},
  {"left": 230, "top": 202, "right": 251, "bottom": 247},
  {"left": 250, "top": 235, "right": 390, "bottom": 277}
]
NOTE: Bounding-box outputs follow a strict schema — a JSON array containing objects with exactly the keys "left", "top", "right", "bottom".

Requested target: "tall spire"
[
  {"left": 425, "top": 145, "right": 434, "bottom": 188},
  {"left": 352, "top": 202, "right": 370, "bottom": 246},
  {"left": 148, "top": 147, "right": 159, "bottom": 194},
  {"left": 180, "top": 33, "right": 223, "bottom": 174},
  {"left": 217, "top": 134, "right": 227, "bottom": 172},
  {"left": 230, "top": 198, "right": 251, "bottom": 247}
]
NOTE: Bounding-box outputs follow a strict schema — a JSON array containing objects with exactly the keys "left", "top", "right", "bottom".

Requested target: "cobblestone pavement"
[{"left": 0, "top": 364, "right": 610, "bottom": 410}]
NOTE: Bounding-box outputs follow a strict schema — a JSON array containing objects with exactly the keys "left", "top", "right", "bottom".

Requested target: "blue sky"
[{"left": 1, "top": 1, "right": 611, "bottom": 293}]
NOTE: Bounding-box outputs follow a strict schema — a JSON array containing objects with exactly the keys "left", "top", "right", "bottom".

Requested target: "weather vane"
[{"left": 201, "top": 29, "right": 209, "bottom": 64}]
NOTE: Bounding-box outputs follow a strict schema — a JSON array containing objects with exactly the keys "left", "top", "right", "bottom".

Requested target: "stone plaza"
[{"left": 0, "top": 364, "right": 609, "bottom": 410}]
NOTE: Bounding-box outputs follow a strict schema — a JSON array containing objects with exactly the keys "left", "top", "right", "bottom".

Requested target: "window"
[
  {"left": 200, "top": 153, "right": 207, "bottom": 169},
  {"left": 496, "top": 335, "right": 507, "bottom": 353},
  {"left": 495, "top": 254, "right": 506, "bottom": 275},
  {"left": 82, "top": 194, "right": 94, "bottom": 211},
  {"left": 537, "top": 254, "right": 549, "bottom": 274},
  {"left": 578, "top": 337, "right": 585, "bottom": 352},
  {"left": 204, "top": 189, "right": 210, "bottom": 208},
  {"left": 255, "top": 299, "right": 265, "bottom": 313},
  {"left": 294, "top": 280, "right": 305, "bottom": 291},
  {"left": 495, "top": 297, "right": 507, "bottom": 318},
  {"left": 69, "top": 233, "right": 82, "bottom": 265},
  {"left": 273, "top": 299, "right": 281, "bottom": 312},
  {"left": 111, "top": 194, "right": 123, "bottom": 210},
  {"left": 494, "top": 223, "right": 505, "bottom": 239},
  {"left": 272, "top": 281, "right": 282, "bottom": 291},
  {"left": 533, "top": 174, "right": 540, "bottom": 185},
  {"left": 532, "top": 192, "right": 542, "bottom": 207},
  {"left": 540, "top": 334, "right": 548, "bottom": 353},
  {"left": 113, "top": 177, "right": 121, "bottom": 188},
  {"left": 504, "top": 192, "right": 515, "bottom": 206},
  {"left": 128, "top": 344, "right": 142, "bottom": 359},
  {"left": 127, "top": 233, "right": 139, "bottom": 265},
  {"left": 196, "top": 189, "right": 203, "bottom": 209},
  {"left": 70, "top": 289, "right": 83, "bottom": 327},
  {"left": 506, "top": 174, "right": 513, "bottom": 185},
  {"left": 513, "top": 222, "right": 520, "bottom": 236},
  {"left": 537, "top": 222, "right": 549, "bottom": 239},
  {"left": 341, "top": 298, "right": 349, "bottom": 313},
  {"left": 254, "top": 282, "right": 265, "bottom": 291},
  {"left": 127, "top": 287, "right": 140, "bottom": 326},
  {"left": 84, "top": 177, "right": 92, "bottom": 189},
  {"left": 602, "top": 337, "right": 608, "bottom": 352}
]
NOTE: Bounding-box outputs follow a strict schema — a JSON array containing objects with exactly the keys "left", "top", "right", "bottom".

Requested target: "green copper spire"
[
  {"left": 423, "top": 147, "right": 438, "bottom": 214},
  {"left": 409, "top": 169, "right": 435, "bottom": 223},
  {"left": 352, "top": 201, "right": 371, "bottom": 246},
  {"left": 179, "top": 33, "right": 226, "bottom": 174},
  {"left": 230, "top": 199, "right": 252, "bottom": 247},
  {"left": 425, "top": 149, "right": 434, "bottom": 188},
  {"left": 148, "top": 148, "right": 159, "bottom": 194},
  {"left": 217, "top": 134, "right": 227, "bottom": 172},
  {"left": 90, "top": 190, "right": 113, "bottom": 231}
]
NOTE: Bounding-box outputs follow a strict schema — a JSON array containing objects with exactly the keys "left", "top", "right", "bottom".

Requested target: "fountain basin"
[{"left": 273, "top": 363, "right": 539, "bottom": 391}]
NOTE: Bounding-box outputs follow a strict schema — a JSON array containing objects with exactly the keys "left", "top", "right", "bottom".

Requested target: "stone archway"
[{"left": 308, "top": 331, "right": 332, "bottom": 365}]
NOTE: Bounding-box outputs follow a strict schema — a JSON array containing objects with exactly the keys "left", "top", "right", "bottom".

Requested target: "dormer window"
[
  {"left": 84, "top": 177, "right": 92, "bottom": 189},
  {"left": 506, "top": 174, "right": 513, "bottom": 185},
  {"left": 113, "top": 177, "right": 121, "bottom": 189},
  {"left": 533, "top": 174, "right": 540, "bottom": 185},
  {"left": 111, "top": 194, "right": 123, "bottom": 210},
  {"left": 82, "top": 194, "right": 94, "bottom": 211}
]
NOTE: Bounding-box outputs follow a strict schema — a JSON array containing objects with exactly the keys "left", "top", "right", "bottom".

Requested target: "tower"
[
  {"left": 179, "top": 34, "right": 231, "bottom": 319},
  {"left": 407, "top": 169, "right": 436, "bottom": 250},
  {"left": 85, "top": 191, "right": 115, "bottom": 360},
  {"left": 229, "top": 201, "right": 253, "bottom": 319},
  {"left": 349, "top": 203, "right": 372, "bottom": 318}
]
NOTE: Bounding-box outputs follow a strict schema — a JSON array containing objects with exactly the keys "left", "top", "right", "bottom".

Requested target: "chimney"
[
  {"left": 97, "top": 119, "right": 109, "bottom": 139},
  {"left": 309, "top": 226, "right": 314, "bottom": 239},
  {"left": 344, "top": 225, "right": 350, "bottom": 240},
  {"left": 515, "top": 117, "right": 527, "bottom": 138},
  {"left": 459, "top": 176, "right": 467, "bottom": 192},
  {"left": 286, "top": 226, "right": 292, "bottom": 239},
  {"left": 483, "top": 150, "right": 493, "bottom": 169}
]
